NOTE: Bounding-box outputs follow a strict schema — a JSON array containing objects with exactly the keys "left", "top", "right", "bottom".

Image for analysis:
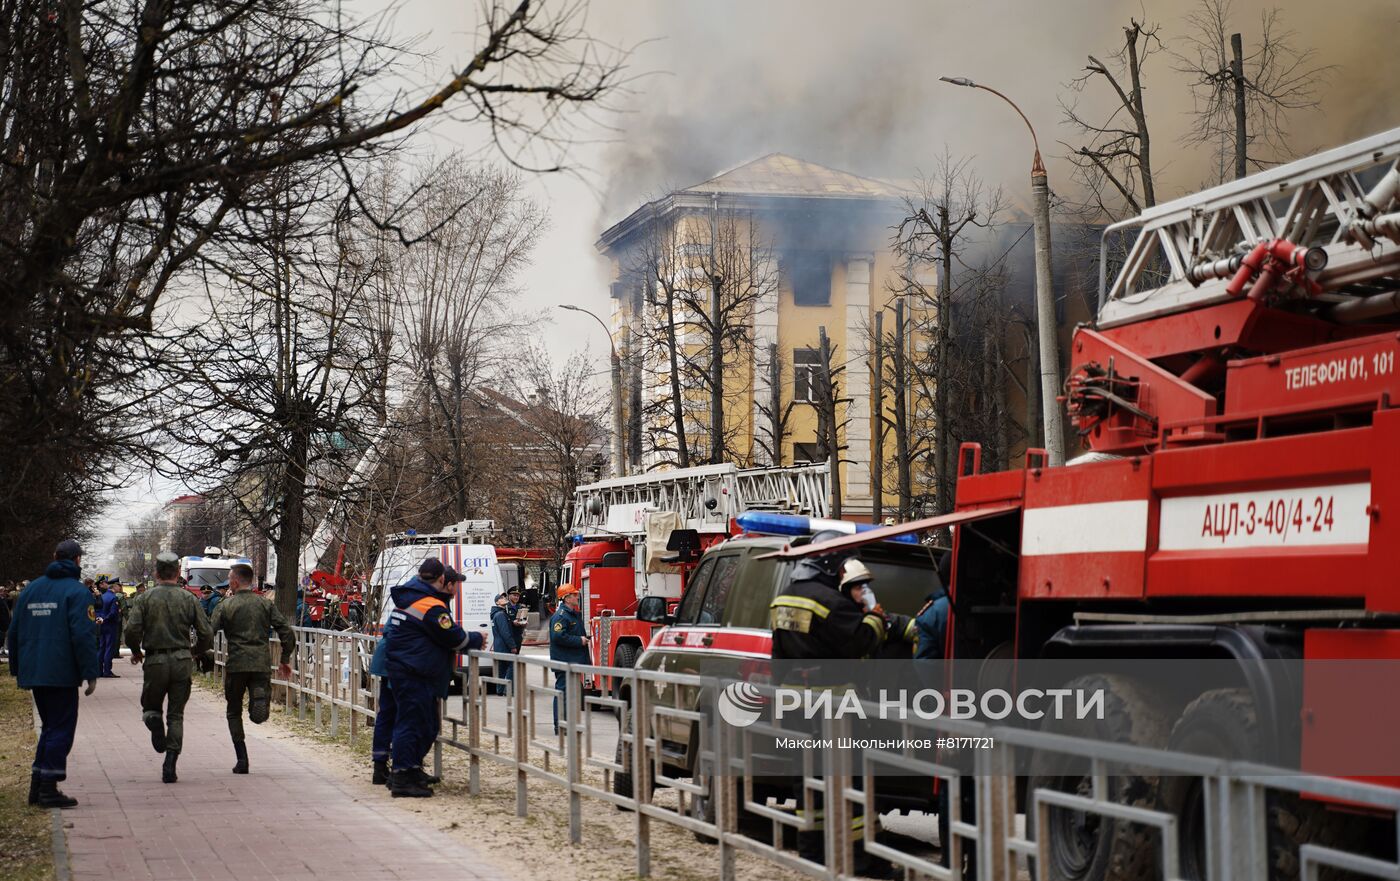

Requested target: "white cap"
[{"left": 839, "top": 559, "right": 874, "bottom": 590}]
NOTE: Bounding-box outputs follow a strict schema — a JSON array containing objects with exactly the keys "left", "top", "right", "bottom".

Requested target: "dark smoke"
[{"left": 597, "top": 0, "right": 1400, "bottom": 223}]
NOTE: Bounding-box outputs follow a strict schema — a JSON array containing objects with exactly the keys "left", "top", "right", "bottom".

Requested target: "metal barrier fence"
[{"left": 212, "top": 629, "right": 1400, "bottom": 881}]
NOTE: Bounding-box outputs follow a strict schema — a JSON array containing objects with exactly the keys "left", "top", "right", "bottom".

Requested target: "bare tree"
[
  {"left": 754, "top": 343, "right": 797, "bottom": 467},
  {"left": 1062, "top": 18, "right": 1164, "bottom": 219},
  {"left": 813, "top": 327, "right": 848, "bottom": 517},
  {"left": 1176, "top": 0, "right": 1332, "bottom": 182},
  {"left": 630, "top": 207, "right": 777, "bottom": 467},
  {"left": 400, "top": 162, "right": 544, "bottom": 521},
  {"left": 509, "top": 346, "right": 609, "bottom": 563},
  {"left": 154, "top": 162, "right": 385, "bottom": 615},
  {"left": 0, "top": 0, "right": 622, "bottom": 571},
  {"left": 894, "top": 156, "right": 1006, "bottom": 514}
]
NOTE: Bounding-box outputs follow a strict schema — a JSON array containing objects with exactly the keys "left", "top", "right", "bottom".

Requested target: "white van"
[
  {"left": 369, "top": 541, "right": 499, "bottom": 652},
  {"left": 180, "top": 547, "right": 251, "bottom": 589}
]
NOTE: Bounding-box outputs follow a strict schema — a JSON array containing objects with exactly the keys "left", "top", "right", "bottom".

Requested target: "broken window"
[{"left": 785, "top": 252, "right": 831, "bottom": 306}]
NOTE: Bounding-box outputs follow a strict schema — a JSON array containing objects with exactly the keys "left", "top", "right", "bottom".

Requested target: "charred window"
[
  {"left": 785, "top": 252, "right": 831, "bottom": 306},
  {"left": 792, "top": 441, "right": 823, "bottom": 463}
]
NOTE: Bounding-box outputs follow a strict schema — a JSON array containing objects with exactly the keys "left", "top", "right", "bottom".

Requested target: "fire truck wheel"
[
  {"left": 1160, "top": 688, "right": 1259, "bottom": 880},
  {"left": 612, "top": 703, "right": 654, "bottom": 808},
  {"left": 611, "top": 643, "right": 641, "bottom": 715},
  {"left": 1269, "top": 792, "right": 1384, "bottom": 881},
  {"left": 1026, "top": 674, "right": 1168, "bottom": 881}
]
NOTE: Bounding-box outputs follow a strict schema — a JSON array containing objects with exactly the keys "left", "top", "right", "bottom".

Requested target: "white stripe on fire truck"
[{"left": 1020, "top": 500, "right": 1149, "bottom": 556}]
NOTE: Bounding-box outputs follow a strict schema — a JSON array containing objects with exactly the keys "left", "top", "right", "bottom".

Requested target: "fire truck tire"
[
  {"left": 1026, "top": 674, "right": 1168, "bottom": 881},
  {"left": 611, "top": 643, "right": 641, "bottom": 714},
  {"left": 1160, "top": 688, "right": 1259, "bottom": 880},
  {"left": 612, "top": 703, "right": 653, "bottom": 808},
  {"left": 1269, "top": 793, "right": 1382, "bottom": 881}
]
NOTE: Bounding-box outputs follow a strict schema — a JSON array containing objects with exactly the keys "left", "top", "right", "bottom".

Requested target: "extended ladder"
[
  {"left": 1099, "top": 127, "right": 1400, "bottom": 328},
  {"left": 572, "top": 461, "right": 831, "bottom": 536}
]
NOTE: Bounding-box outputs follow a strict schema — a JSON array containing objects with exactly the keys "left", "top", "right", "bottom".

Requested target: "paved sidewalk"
[{"left": 59, "top": 672, "right": 508, "bottom": 881}]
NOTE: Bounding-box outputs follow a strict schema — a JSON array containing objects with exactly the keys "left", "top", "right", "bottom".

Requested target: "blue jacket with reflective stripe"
[
  {"left": 6, "top": 560, "right": 100, "bottom": 688},
  {"left": 383, "top": 578, "right": 483, "bottom": 691}
]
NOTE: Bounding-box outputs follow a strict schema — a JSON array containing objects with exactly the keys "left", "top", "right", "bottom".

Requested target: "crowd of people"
[{"left": 5, "top": 540, "right": 296, "bottom": 806}]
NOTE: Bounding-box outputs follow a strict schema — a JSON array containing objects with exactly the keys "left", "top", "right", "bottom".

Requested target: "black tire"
[
  {"left": 612, "top": 699, "right": 656, "bottom": 806},
  {"left": 1269, "top": 791, "right": 1387, "bottom": 881},
  {"left": 611, "top": 643, "right": 640, "bottom": 717},
  {"left": 1027, "top": 674, "right": 1169, "bottom": 881},
  {"left": 1160, "top": 688, "right": 1259, "bottom": 881},
  {"left": 692, "top": 769, "right": 717, "bottom": 843}
]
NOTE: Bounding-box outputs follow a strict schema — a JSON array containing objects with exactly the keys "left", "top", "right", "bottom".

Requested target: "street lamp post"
[
  {"left": 558, "top": 304, "right": 625, "bottom": 476},
  {"left": 940, "top": 76, "right": 1066, "bottom": 466}
]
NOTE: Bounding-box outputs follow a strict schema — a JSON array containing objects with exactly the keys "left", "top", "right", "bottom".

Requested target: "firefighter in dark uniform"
[
  {"left": 770, "top": 553, "right": 914, "bottom": 876},
  {"left": 382, "top": 558, "right": 483, "bottom": 798},
  {"left": 5, "top": 539, "right": 99, "bottom": 809},
  {"left": 548, "top": 584, "right": 589, "bottom": 735}
]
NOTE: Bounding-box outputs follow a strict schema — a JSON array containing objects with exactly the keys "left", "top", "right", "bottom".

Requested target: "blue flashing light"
[
  {"left": 405, "top": 528, "right": 417, "bottom": 537},
  {"left": 733, "top": 511, "right": 920, "bottom": 545}
]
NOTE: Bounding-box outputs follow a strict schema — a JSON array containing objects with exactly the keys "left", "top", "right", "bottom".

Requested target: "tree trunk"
[
  {"left": 1231, "top": 32, "right": 1247, "bottom": 180},
  {"left": 274, "top": 430, "right": 309, "bottom": 619},
  {"left": 893, "top": 300, "right": 911, "bottom": 519},
  {"left": 871, "top": 311, "right": 885, "bottom": 524},
  {"left": 625, "top": 326, "right": 644, "bottom": 468},
  {"left": 709, "top": 271, "right": 724, "bottom": 464},
  {"left": 818, "top": 326, "right": 842, "bottom": 518},
  {"left": 768, "top": 342, "right": 783, "bottom": 465},
  {"left": 664, "top": 292, "right": 689, "bottom": 467},
  {"left": 1126, "top": 27, "right": 1157, "bottom": 208},
  {"left": 935, "top": 208, "right": 953, "bottom": 514}
]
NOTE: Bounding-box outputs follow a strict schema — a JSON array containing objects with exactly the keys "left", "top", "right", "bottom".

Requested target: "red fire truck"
[
  {"left": 562, "top": 462, "right": 829, "bottom": 694},
  {"left": 770, "top": 128, "right": 1400, "bottom": 880}
]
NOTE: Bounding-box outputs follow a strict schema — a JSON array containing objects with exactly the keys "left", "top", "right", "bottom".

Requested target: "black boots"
[
  {"left": 414, "top": 768, "right": 441, "bottom": 786},
  {"left": 372, "top": 760, "right": 389, "bottom": 786},
  {"left": 27, "top": 771, "right": 39, "bottom": 805},
  {"left": 145, "top": 714, "right": 166, "bottom": 754},
  {"left": 232, "top": 741, "right": 249, "bottom": 775},
  {"left": 36, "top": 779, "right": 78, "bottom": 809},
  {"left": 161, "top": 751, "right": 179, "bottom": 784},
  {"left": 389, "top": 769, "right": 432, "bottom": 798}
]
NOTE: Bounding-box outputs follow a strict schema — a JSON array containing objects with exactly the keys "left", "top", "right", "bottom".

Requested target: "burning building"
[{"left": 596, "top": 153, "right": 935, "bottom": 519}]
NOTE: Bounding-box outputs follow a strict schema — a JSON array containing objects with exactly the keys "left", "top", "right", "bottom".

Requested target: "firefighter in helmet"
[
  {"left": 768, "top": 551, "right": 914, "bottom": 877},
  {"left": 770, "top": 554, "right": 915, "bottom": 663}
]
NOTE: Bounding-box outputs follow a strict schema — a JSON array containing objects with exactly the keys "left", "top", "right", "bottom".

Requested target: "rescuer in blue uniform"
[
  {"left": 5, "top": 539, "right": 99, "bottom": 809},
  {"left": 548, "top": 584, "right": 589, "bottom": 735},
  {"left": 382, "top": 558, "right": 482, "bottom": 797},
  {"left": 96, "top": 579, "right": 122, "bottom": 677}
]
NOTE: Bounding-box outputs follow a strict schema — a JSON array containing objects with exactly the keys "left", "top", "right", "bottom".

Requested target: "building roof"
[
  {"left": 598, "top": 153, "right": 905, "bottom": 252},
  {"left": 684, "top": 153, "right": 907, "bottom": 200}
]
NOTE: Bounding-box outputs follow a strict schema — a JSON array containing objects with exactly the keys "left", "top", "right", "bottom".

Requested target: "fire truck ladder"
[
  {"left": 1098, "top": 126, "right": 1400, "bottom": 328},
  {"left": 572, "top": 461, "right": 831, "bottom": 536}
]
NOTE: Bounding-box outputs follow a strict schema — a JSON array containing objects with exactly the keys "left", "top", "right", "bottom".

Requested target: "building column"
[{"left": 844, "top": 256, "right": 874, "bottom": 518}]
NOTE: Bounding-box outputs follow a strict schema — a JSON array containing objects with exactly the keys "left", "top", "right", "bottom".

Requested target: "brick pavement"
[{"left": 57, "top": 669, "right": 509, "bottom": 881}]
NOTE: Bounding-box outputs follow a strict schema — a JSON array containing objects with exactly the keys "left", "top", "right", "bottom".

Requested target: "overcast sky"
[{"left": 90, "top": 0, "right": 1400, "bottom": 568}]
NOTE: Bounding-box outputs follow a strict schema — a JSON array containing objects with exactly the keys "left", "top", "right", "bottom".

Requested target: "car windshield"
[{"left": 186, "top": 567, "right": 228, "bottom": 588}]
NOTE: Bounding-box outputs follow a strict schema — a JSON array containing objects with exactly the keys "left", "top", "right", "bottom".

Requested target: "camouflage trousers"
[
  {"left": 223, "top": 672, "right": 272, "bottom": 742},
  {"left": 140, "top": 656, "right": 193, "bottom": 754}
]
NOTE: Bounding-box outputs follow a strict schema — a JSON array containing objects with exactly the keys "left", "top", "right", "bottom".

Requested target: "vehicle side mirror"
[{"left": 636, "top": 595, "right": 672, "bottom": 625}]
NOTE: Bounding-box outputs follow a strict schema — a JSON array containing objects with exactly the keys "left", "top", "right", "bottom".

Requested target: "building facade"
[{"left": 597, "top": 154, "right": 934, "bottom": 519}]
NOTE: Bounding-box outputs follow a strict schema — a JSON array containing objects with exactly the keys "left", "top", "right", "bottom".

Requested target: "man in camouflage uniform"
[
  {"left": 210, "top": 562, "right": 295, "bottom": 774},
  {"left": 125, "top": 552, "right": 212, "bottom": 783}
]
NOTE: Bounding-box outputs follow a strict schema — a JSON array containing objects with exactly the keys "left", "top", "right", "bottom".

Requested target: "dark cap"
[
  {"left": 444, "top": 566, "right": 465, "bottom": 584},
  {"left": 506, "top": 586, "right": 521, "bottom": 596},
  {"left": 54, "top": 539, "right": 83, "bottom": 561},
  {"left": 418, "top": 558, "right": 445, "bottom": 581}
]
